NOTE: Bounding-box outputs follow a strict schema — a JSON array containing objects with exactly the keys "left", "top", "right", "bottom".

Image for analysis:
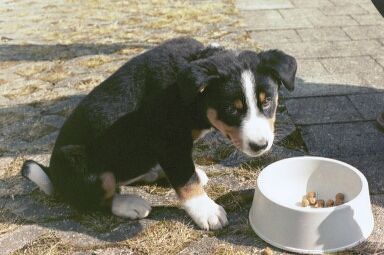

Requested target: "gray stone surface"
[
  {"left": 241, "top": 11, "right": 313, "bottom": 30},
  {"left": 339, "top": 154, "right": 384, "bottom": 194},
  {"left": 250, "top": 29, "right": 302, "bottom": 44},
  {"left": 343, "top": 25, "right": 384, "bottom": 40},
  {"left": 296, "top": 59, "right": 329, "bottom": 77},
  {"left": 45, "top": 220, "right": 109, "bottom": 248},
  {"left": 296, "top": 27, "right": 350, "bottom": 42},
  {"left": 263, "top": 40, "right": 384, "bottom": 58},
  {"left": 319, "top": 5, "right": 368, "bottom": 15},
  {"left": 351, "top": 13, "right": 384, "bottom": 25},
  {"left": 281, "top": 74, "right": 376, "bottom": 98},
  {"left": 0, "top": 225, "right": 48, "bottom": 255},
  {"left": 236, "top": 0, "right": 293, "bottom": 10},
  {"left": 321, "top": 56, "right": 383, "bottom": 74},
  {"left": 285, "top": 96, "right": 363, "bottom": 124},
  {"left": 348, "top": 93, "right": 384, "bottom": 120},
  {"left": 301, "top": 122, "right": 384, "bottom": 157},
  {"left": 1, "top": 195, "right": 74, "bottom": 222}
]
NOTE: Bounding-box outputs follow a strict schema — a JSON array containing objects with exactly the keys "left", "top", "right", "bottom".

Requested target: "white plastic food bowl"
[{"left": 249, "top": 156, "right": 374, "bottom": 254}]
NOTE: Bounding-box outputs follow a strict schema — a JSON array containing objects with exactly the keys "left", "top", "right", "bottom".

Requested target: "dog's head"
[{"left": 179, "top": 48, "right": 297, "bottom": 157}]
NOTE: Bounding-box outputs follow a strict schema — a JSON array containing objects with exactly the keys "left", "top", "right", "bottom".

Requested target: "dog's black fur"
[{"left": 22, "top": 37, "right": 297, "bottom": 215}]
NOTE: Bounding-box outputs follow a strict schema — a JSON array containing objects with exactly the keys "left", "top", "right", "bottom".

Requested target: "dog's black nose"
[{"left": 249, "top": 142, "right": 268, "bottom": 152}]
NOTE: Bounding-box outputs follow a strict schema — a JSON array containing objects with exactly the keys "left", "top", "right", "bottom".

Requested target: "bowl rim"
[{"left": 256, "top": 156, "right": 369, "bottom": 213}]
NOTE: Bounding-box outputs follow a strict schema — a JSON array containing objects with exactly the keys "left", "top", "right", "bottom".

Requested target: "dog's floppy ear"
[
  {"left": 258, "top": 50, "right": 297, "bottom": 91},
  {"left": 177, "top": 59, "right": 219, "bottom": 105}
]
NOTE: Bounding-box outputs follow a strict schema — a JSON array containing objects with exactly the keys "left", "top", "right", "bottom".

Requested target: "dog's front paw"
[
  {"left": 112, "top": 194, "right": 151, "bottom": 219},
  {"left": 183, "top": 194, "right": 228, "bottom": 230}
]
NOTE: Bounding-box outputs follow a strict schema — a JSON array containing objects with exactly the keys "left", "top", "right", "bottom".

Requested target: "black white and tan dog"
[{"left": 22, "top": 37, "right": 297, "bottom": 230}]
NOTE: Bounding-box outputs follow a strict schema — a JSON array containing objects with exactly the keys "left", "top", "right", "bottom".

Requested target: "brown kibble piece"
[
  {"left": 326, "top": 199, "right": 334, "bottom": 207},
  {"left": 308, "top": 196, "right": 317, "bottom": 205},
  {"left": 307, "top": 191, "right": 316, "bottom": 198},
  {"left": 302, "top": 198, "right": 310, "bottom": 207},
  {"left": 335, "top": 193, "right": 345, "bottom": 201},
  {"left": 315, "top": 199, "right": 325, "bottom": 208},
  {"left": 335, "top": 199, "right": 344, "bottom": 206},
  {"left": 262, "top": 247, "right": 273, "bottom": 255}
]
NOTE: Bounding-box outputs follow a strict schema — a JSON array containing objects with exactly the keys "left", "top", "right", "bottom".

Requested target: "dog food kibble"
[
  {"left": 302, "top": 198, "right": 310, "bottom": 207},
  {"left": 307, "top": 191, "right": 316, "bottom": 198},
  {"left": 262, "top": 247, "right": 273, "bottom": 255},
  {"left": 326, "top": 199, "right": 335, "bottom": 207},
  {"left": 300, "top": 193, "right": 345, "bottom": 208},
  {"left": 308, "top": 196, "right": 317, "bottom": 205},
  {"left": 315, "top": 199, "right": 325, "bottom": 208}
]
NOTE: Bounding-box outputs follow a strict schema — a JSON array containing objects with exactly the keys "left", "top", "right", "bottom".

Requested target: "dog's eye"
[
  {"left": 262, "top": 97, "right": 272, "bottom": 110},
  {"left": 227, "top": 105, "right": 239, "bottom": 115}
]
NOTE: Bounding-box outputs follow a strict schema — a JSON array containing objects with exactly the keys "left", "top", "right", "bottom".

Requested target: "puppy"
[{"left": 22, "top": 37, "right": 297, "bottom": 230}]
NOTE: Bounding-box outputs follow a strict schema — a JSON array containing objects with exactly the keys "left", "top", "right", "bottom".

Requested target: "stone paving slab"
[
  {"left": 250, "top": 29, "right": 302, "bottom": 44},
  {"left": 319, "top": 4, "right": 368, "bottom": 16},
  {"left": 241, "top": 11, "right": 313, "bottom": 31},
  {"left": 295, "top": 59, "right": 330, "bottom": 77},
  {"left": 339, "top": 154, "right": 384, "bottom": 195},
  {"left": 351, "top": 13, "right": 384, "bottom": 25},
  {"left": 0, "top": 195, "right": 74, "bottom": 222},
  {"left": 320, "top": 56, "right": 384, "bottom": 74},
  {"left": 0, "top": 225, "right": 48, "bottom": 255},
  {"left": 285, "top": 96, "right": 364, "bottom": 124},
  {"left": 263, "top": 40, "right": 384, "bottom": 59},
  {"left": 348, "top": 92, "right": 384, "bottom": 120},
  {"left": 235, "top": 0, "right": 293, "bottom": 10},
  {"left": 300, "top": 122, "right": 384, "bottom": 157},
  {"left": 296, "top": 27, "right": 351, "bottom": 42},
  {"left": 343, "top": 25, "right": 384, "bottom": 40}
]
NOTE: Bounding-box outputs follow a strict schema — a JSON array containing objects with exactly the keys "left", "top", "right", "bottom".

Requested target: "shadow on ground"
[{"left": 0, "top": 43, "right": 154, "bottom": 61}]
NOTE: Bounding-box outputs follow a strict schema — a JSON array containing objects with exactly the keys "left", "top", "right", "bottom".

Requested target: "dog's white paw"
[
  {"left": 183, "top": 194, "right": 228, "bottom": 230},
  {"left": 112, "top": 194, "right": 151, "bottom": 219},
  {"left": 195, "top": 167, "right": 209, "bottom": 186}
]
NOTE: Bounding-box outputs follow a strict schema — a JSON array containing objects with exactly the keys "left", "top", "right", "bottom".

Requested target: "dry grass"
[
  {"left": 1, "top": 156, "right": 25, "bottom": 178},
  {"left": 73, "top": 77, "right": 103, "bottom": 91},
  {"left": 15, "top": 64, "right": 49, "bottom": 78},
  {"left": 213, "top": 244, "right": 252, "bottom": 255},
  {"left": 75, "top": 212, "right": 125, "bottom": 233},
  {"left": 124, "top": 220, "right": 202, "bottom": 255},
  {"left": 12, "top": 232, "right": 78, "bottom": 255},
  {"left": 35, "top": 63, "right": 71, "bottom": 84},
  {"left": 4, "top": 85, "right": 40, "bottom": 100},
  {"left": 140, "top": 184, "right": 173, "bottom": 196},
  {"left": 0, "top": 208, "right": 24, "bottom": 235},
  {"left": 79, "top": 56, "right": 113, "bottom": 68},
  {"left": 206, "top": 183, "right": 231, "bottom": 200}
]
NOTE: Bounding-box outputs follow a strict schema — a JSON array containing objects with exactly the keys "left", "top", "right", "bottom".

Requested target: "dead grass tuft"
[
  {"left": 206, "top": 183, "right": 231, "bottom": 200},
  {"left": 0, "top": 208, "right": 24, "bottom": 235},
  {"left": 213, "top": 244, "right": 251, "bottom": 255},
  {"left": 124, "top": 220, "right": 202, "bottom": 255},
  {"left": 12, "top": 232, "right": 77, "bottom": 255},
  {"left": 34, "top": 63, "right": 71, "bottom": 84},
  {"left": 75, "top": 212, "right": 125, "bottom": 233},
  {"left": 4, "top": 85, "right": 40, "bottom": 100},
  {"left": 140, "top": 184, "right": 172, "bottom": 196},
  {"left": 2, "top": 156, "right": 25, "bottom": 178},
  {"left": 79, "top": 56, "right": 113, "bottom": 68},
  {"left": 73, "top": 77, "right": 103, "bottom": 91}
]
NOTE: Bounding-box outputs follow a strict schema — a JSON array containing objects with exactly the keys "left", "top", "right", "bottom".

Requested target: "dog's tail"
[{"left": 21, "top": 160, "right": 54, "bottom": 196}]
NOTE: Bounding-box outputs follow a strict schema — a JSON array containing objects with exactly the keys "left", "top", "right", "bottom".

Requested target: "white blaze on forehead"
[
  {"left": 240, "top": 70, "right": 274, "bottom": 156},
  {"left": 241, "top": 70, "right": 258, "bottom": 117}
]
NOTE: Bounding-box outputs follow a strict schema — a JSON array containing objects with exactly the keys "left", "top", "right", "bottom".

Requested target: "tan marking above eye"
[
  {"left": 233, "top": 99, "right": 243, "bottom": 110},
  {"left": 259, "top": 92, "right": 266, "bottom": 103}
]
